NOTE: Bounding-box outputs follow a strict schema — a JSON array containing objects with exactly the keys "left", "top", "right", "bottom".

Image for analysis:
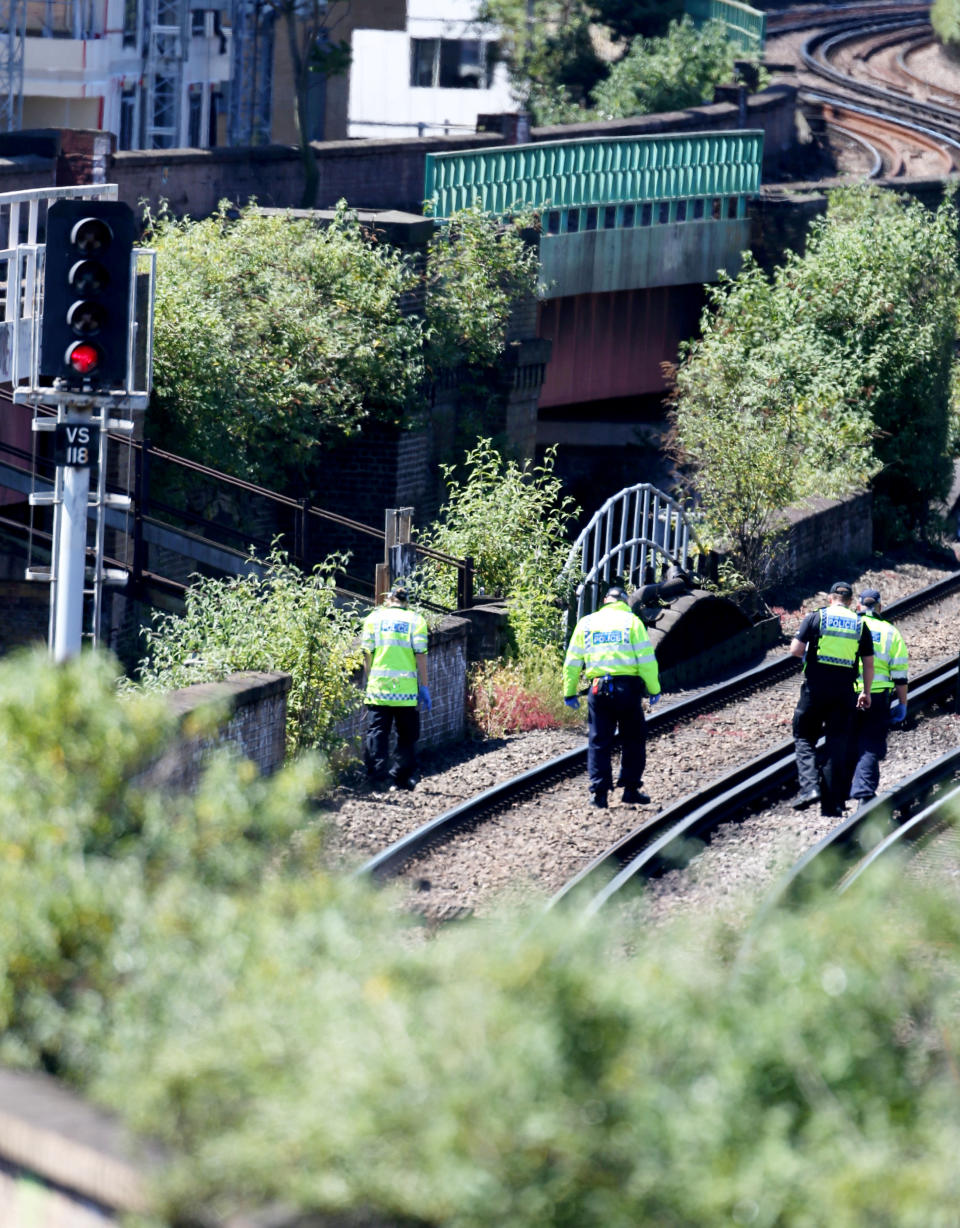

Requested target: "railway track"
[
  {"left": 766, "top": 8, "right": 960, "bottom": 175},
  {"left": 799, "top": 17, "right": 960, "bottom": 143},
  {"left": 357, "top": 572, "right": 960, "bottom": 920},
  {"left": 550, "top": 651, "right": 959, "bottom": 918}
]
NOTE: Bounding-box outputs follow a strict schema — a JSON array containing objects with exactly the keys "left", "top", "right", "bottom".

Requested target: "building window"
[
  {"left": 410, "top": 38, "right": 497, "bottom": 89},
  {"left": 188, "top": 87, "right": 203, "bottom": 147},
  {"left": 209, "top": 89, "right": 223, "bottom": 147},
  {"left": 119, "top": 88, "right": 136, "bottom": 149},
  {"left": 123, "top": 0, "right": 138, "bottom": 46}
]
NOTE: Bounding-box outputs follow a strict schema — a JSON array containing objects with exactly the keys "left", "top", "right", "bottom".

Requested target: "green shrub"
[
  {"left": 413, "top": 439, "right": 579, "bottom": 660},
  {"left": 132, "top": 547, "right": 363, "bottom": 759},
  {"left": 3, "top": 651, "right": 960, "bottom": 1227},
  {"left": 96, "top": 854, "right": 960, "bottom": 1227},
  {"left": 0, "top": 649, "right": 323, "bottom": 1078},
  {"left": 592, "top": 17, "right": 739, "bottom": 118},
  {"left": 671, "top": 186, "right": 960, "bottom": 582}
]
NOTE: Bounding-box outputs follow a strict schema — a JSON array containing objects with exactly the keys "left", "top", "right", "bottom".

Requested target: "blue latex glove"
[
  {"left": 648, "top": 693, "right": 660, "bottom": 706},
  {"left": 418, "top": 685, "right": 432, "bottom": 711},
  {"left": 889, "top": 700, "right": 906, "bottom": 726},
  {"left": 564, "top": 696, "right": 580, "bottom": 709}
]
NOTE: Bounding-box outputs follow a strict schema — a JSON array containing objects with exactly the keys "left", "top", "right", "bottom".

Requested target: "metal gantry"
[
  {"left": 143, "top": 0, "right": 188, "bottom": 148},
  {"left": 0, "top": 0, "right": 26, "bottom": 133}
]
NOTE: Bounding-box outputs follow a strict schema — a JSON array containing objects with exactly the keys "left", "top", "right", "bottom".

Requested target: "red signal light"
[{"left": 65, "top": 341, "right": 102, "bottom": 375}]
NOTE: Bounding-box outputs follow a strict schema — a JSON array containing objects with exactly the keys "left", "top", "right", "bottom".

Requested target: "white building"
[
  {"left": 20, "top": 0, "right": 232, "bottom": 149},
  {"left": 347, "top": 0, "right": 517, "bottom": 139}
]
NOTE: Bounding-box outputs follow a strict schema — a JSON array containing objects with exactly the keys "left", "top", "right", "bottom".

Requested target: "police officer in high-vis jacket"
[
  {"left": 789, "top": 580, "right": 874, "bottom": 818},
  {"left": 563, "top": 584, "right": 661, "bottom": 809},
  {"left": 849, "top": 587, "right": 908, "bottom": 808},
  {"left": 361, "top": 584, "right": 430, "bottom": 791}
]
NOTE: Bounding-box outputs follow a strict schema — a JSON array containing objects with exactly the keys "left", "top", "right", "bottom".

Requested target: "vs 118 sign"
[{"left": 54, "top": 422, "right": 100, "bottom": 468}]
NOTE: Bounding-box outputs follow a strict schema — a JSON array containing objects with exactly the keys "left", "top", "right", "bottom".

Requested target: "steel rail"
[
  {"left": 800, "top": 18, "right": 960, "bottom": 147},
  {"left": 763, "top": 742, "right": 960, "bottom": 911},
  {"left": 554, "top": 653, "right": 959, "bottom": 917},
  {"left": 356, "top": 569, "right": 960, "bottom": 882},
  {"left": 837, "top": 778, "right": 960, "bottom": 893}
]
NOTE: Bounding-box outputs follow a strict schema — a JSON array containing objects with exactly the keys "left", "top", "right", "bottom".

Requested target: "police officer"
[
  {"left": 361, "top": 584, "right": 430, "bottom": 791},
  {"left": 849, "top": 587, "right": 908, "bottom": 808},
  {"left": 789, "top": 580, "right": 874, "bottom": 818},
  {"left": 563, "top": 584, "right": 661, "bottom": 809}
]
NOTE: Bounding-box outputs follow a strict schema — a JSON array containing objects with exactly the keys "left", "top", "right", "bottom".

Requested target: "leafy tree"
[
  {"left": 148, "top": 202, "right": 539, "bottom": 491},
  {"left": 131, "top": 547, "right": 363, "bottom": 759},
  {"left": 425, "top": 204, "right": 542, "bottom": 372},
  {"left": 670, "top": 186, "right": 960, "bottom": 584},
  {"left": 592, "top": 16, "right": 739, "bottom": 118},
  {"left": 413, "top": 439, "right": 579, "bottom": 657},
  {"left": 479, "top": 0, "right": 608, "bottom": 119},
  {"left": 932, "top": 0, "right": 960, "bottom": 52},
  {"left": 147, "top": 201, "right": 423, "bottom": 490},
  {"left": 274, "top": 0, "right": 354, "bottom": 207}
]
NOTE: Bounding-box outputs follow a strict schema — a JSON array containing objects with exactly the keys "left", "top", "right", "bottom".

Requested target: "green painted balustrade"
[
  {"left": 424, "top": 131, "right": 764, "bottom": 222},
  {"left": 684, "top": 0, "right": 766, "bottom": 51}
]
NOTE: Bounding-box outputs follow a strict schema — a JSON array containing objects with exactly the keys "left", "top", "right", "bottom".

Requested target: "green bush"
[
  {"left": 96, "top": 856, "right": 960, "bottom": 1227},
  {"left": 147, "top": 201, "right": 423, "bottom": 489},
  {"left": 413, "top": 439, "right": 579, "bottom": 659},
  {"left": 0, "top": 649, "right": 323, "bottom": 1078},
  {"left": 3, "top": 651, "right": 960, "bottom": 1226},
  {"left": 932, "top": 0, "right": 960, "bottom": 50},
  {"left": 132, "top": 547, "right": 363, "bottom": 760},
  {"left": 592, "top": 17, "right": 739, "bottom": 118},
  {"left": 671, "top": 186, "right": 960, "bottom": 582}
]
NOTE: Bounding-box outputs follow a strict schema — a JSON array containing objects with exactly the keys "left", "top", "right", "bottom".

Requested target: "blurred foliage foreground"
[{"left": 2, "top": 650, "right": 960, "bottom": 1227}]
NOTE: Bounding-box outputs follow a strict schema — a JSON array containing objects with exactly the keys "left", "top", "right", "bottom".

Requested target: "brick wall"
[
  {"left": 778, "top": 492, "right": 874, "bottom": 581},
  {"left": 140, "top": 671, "right": 291, "bottom": 794}
]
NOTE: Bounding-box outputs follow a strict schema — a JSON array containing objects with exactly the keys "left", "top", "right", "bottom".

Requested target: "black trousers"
[
  {"left": 586, "top": 675, "right": 647, "bottom": 796},
  {"left": 849, "top": 694, "right": 892, "bottom": 800},
  {"left": 792, "top": 681, "right": 855, "bottom": 812},
  {"left": 364, "top": 704, "right": 420, "bottom": 785}
]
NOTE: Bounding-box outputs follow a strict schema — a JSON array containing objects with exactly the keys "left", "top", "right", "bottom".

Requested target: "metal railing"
[
  {"left": 684, "top": 0, "right": 766, "bottom": 52},
  {"left": 424, "top": 131, "right": 764, "bottom": 219},
  {"left": 560, "top": 483, "right": 699, "bottom": 627},
  {"left": 0, "top": 393, "right": 474, "bottom": 613}
]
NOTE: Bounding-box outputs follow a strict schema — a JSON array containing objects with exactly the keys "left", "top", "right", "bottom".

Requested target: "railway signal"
[{"left": 40, "top": 200, "right": 136, "bottom": 392}]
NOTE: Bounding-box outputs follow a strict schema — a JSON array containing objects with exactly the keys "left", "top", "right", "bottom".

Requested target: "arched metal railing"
[{"left": 560, "top": 483, "right": 699, "bottom": 627}]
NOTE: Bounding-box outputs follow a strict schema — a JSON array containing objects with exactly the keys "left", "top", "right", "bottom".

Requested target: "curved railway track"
[
  {"left": 766, "top": 8, "right": 960, "bottom": 175},
  {"left": 357, "top": 572, "right": 960, "bottom": 920}
]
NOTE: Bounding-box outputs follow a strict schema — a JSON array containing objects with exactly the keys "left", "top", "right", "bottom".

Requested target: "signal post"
[{"left": 32, "top": 197, "right": 142, "bottom": 661}]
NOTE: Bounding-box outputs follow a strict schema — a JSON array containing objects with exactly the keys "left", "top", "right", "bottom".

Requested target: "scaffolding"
[
  {"left": 228, "top": 0, "right": 274, "bottom": 146},
  {"left": 0, "top": 0, "right": 26, "bottom": 133},
  {"left": 143, "top": 0, "right": 188, "bottom": 148}
]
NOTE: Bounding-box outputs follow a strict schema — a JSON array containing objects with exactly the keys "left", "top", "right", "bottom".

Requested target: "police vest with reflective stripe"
[
  {"left": 362, "top": 607, "right": 428, "bottom": 707},
  {"left": 814, "top": 605, "right": 862, "bottom": 669},
  {"left": 856, "top": 614, "right": 908, "bottom": 693},
  {"left": 563, "top": 601, "right": 660, "bottom": 698}
]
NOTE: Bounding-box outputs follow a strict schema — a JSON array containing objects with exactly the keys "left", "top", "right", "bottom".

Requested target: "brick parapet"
[{"left": 139, "top": 670, "right": 292, "bottom": 793}]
